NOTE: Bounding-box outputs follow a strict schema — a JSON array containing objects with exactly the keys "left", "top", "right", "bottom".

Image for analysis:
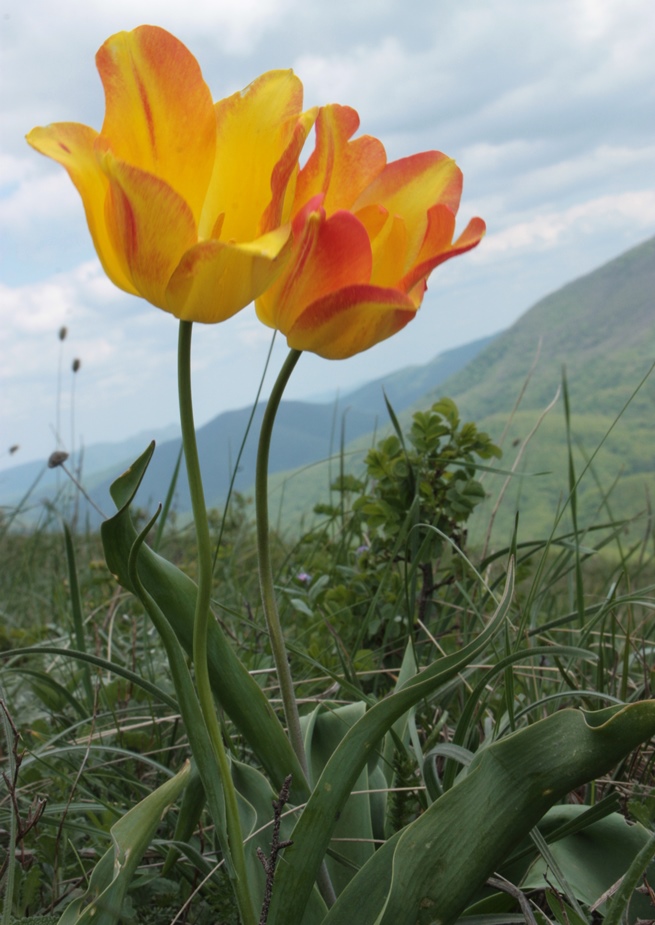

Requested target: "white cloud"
[
  {"left": 480, "top": 190, "right": 655, "bottom": 257},
  {"left": 0, "top": 167, "right": 80, "bottom": 232},
  {"left": 461, "top": 141, "right": 655, "bottom": 215}
]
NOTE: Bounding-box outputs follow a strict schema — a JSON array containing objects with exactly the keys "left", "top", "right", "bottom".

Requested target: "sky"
[{"left": 1, "top": 0, "right": 654, "bottom": 473}]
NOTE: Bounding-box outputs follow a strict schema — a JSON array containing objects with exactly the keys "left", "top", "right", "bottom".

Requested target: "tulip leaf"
[
  {"left": 162, "top": 763, "right": 206, "bottom": 876},
  {"left": 267, "top": 561, "right": 515, "bottom": 925},
  {"left": 108, "top": 440, "right": 156, "bottom": 510},
  {"left": 320, "top": 701, "right": 655, "bottom": 925},
  {"left": 514, "top": 806, "right": 655, "bottom": 921},
  {"left": 229, "top": 759, "right": 327, "bottom": 924},
  {"left": 101, "top": 445, "right": 308, "bottom": 801},
  {"left": 302, "top": 703, "right": 379, "bottom": 894},
  {"left": 57, "top": 761, "right": 191, "bottom": 925}
]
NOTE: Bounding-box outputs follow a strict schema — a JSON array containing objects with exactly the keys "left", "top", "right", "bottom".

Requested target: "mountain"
[
  {"left": 429, "top": 236, "right": 654, "bottom": 419},
  {"left": 0, "top": 423, "right": 179, "bottom": 515},
  {"left": 339, "top": 335, "right": 495, "bottom": 418},
  {"left": 1, "top": 336, "right": 494, "bottom": 524},
  {"left": 265, "top": 236, "right": 655, "bottom": 542},
  {"left": 434, "top": 235, "right": 655, "bottom": 543}
]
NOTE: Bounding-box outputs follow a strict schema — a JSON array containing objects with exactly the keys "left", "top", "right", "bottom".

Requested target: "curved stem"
[
  {"left": 256, "top": 349, "right": 338, "bottom": 909},
  {"left": 178, "top": 321, "right": 255, "bottom": 925},
  {"left": 255, "top": 348, "right": 308, "bottom": 777}
]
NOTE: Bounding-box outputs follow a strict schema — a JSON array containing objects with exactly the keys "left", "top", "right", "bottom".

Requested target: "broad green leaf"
[
  {"left": 321, "top": 700, "right": 655, "bottom": 925},
  {"left": 516, "top": 807, "right": 655, "bottom": 921},
  {"left": 57, "top": 761, "right": 190, "bottom": 925},
  {"left": 124, "top": 502, "right": 233, "bottom": 876},
  {"left": 442, "top": 643, "right": 597, "bottom": 791},
  {"left": 266, "top": 561, "right": 515, "bottom": 925},
  {"left": 303, "top": 703, "right": 378, "bottom": 894},
  {"left": 229, "top": 759, "right": 327, "bottom": 925},
  {"left": 100, "top": 444, "right": 308, "bottom": 801}
]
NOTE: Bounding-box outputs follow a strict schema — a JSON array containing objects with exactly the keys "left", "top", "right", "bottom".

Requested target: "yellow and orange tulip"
[
  {"left": 256, "top": 105, "right": 486, "bottom": 359},
  {"left": 26, "top": 26, "right": 316, "bottom": 323}
]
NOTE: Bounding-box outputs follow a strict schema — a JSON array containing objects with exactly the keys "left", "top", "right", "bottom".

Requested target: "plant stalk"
[
  {"left": 255, "top": 348, "right": 337, "bottom": 909},
  {"left": 178, "top": 320, "right": 255, "bottom": 925},
  {"left": 255, "top": 348, "right": 308, "bottom": 778}
]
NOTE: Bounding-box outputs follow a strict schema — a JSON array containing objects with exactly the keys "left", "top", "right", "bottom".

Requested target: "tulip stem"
[
  {"left": 255, "top": 348, "right": 309, "bottom": 779},
  {"left": 178, "top": 320, "right": 256, "bottom": 925},
  {"left": 256, "top": 348, "right": 338, "bottom": 910}
]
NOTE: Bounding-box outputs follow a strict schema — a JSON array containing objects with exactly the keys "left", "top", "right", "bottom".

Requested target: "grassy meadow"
[{"left": 1, "top": 386, "right": 654, "bottom": 924}]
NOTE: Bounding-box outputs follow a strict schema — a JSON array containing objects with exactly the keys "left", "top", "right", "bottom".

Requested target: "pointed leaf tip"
[{"left": 109, "top": 441, "right": 156, "bottom": 510}]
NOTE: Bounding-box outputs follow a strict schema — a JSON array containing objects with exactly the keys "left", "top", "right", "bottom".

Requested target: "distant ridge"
[
  {"left": 1, "top": 335, "right": 495, "bottom": 522},
  {"left": 411, "top": 235, "right": 655, "bottom": 541},
  {"left": 337, "top": 335, "right": 496, "bottom": 419},
  {"left": 431, "top": 236, "right": 654, "bottom": 419}
]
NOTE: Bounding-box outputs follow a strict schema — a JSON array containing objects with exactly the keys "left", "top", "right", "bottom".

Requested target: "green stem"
[
  {"left": 255, "top": 348, "right": 308, "bottom": 777},
  {"left": 256, "top": 349, "right": 338, "bottom": 909},
  {"left": 178, "top": 321, "right": 255, "bottom": 925}
]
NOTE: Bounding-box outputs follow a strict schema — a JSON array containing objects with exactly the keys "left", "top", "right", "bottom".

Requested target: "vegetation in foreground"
[{"left": 1, "top": 392, "right": 654, "bottom": 925}]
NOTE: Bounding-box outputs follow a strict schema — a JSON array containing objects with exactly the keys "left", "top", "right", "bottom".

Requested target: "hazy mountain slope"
[
  {"left": 430, "top": 237, "right": 654, "bottom": 419},
  {"left": 83, "top": 337, "right": 493, "bottom": 520},
  {"left": 6, "top": 235, "right": 652, "bottom": 541},
  {"left": 1, "top": 337, "right": 495, "bottom": 521},
  {"left": 339, "top": 335, "right": 495, "bottom": 418},
  {"left": 431, "top": 237, "right": 655, "bottom": 543},
  {"left": 0, "top": 424, "right": 180, "bottom": 511}
]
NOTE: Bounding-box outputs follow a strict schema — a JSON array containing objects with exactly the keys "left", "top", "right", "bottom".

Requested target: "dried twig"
[
  {"left": 0, "top": 700, "right": 46, "bottom": 881},
  {"left": 257, "top": 774, "right": 294, "bottom": 925}
]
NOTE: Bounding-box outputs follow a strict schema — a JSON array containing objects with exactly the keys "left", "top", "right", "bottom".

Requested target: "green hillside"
[
  {"left": 267, "top": 237, "right": 655, "bottom": 545},
  {"left": 430, "top": 236, "right": 654, "bottom": 418},
  {"left": 437, "top": 236, "right": 655, "bottom": 545}
]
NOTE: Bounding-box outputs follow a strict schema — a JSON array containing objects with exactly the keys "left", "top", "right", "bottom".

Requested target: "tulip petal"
[
  {"left": 354, "top": 152, "right": 462, "bottom": 265},
  {"left": 165, "top": 226, "right": 293, "bottom": 323},
  {"left": 97, "top": 26, "right": 216, "bottom": 225},
  {"left": 401, "top": 209, "right": 486, "bottom": 302},
  {"left": 257, "top": 202, "right": 372, "bottom": 331},
  {"left": 294, "top": 105, "right": 386, "bottom": 214},
  {"left": 260, "top": 105, "right": 318, "bottom": 233},
  {"left": 356, "top": 205, "right": 408, "bottom": 287},
  {"left": 102, "top": 154, "right": 197, "bottom": 309},
  {"left": 26, "top": 123, "right": 137, "bottom": 295},
  {"left": 201, "top": 71, "right": 308, "bottom": 243},
  {"left": 286, "top": 285, "right": 416, "bottom": 359}
]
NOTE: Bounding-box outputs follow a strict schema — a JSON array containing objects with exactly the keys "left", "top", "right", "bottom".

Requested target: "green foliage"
[
  {"left": 1, "top": 390, "right": 654, "bottom": 925},
  {"left": 354, "top": 397, "right": 500, "bottom": 550},
  {"left": 284, "top": 399, "right": 501, "bottom": 669},
  {"left": 57, "top": 763, "right": 191, "bottom": 925}
]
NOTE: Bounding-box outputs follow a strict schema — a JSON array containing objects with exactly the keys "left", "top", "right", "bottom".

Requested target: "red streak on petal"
[
  {"left": 135, "top": 68, "right": 156, "bottom": 155},
  {"left": 58, "top": 142, "right": 72, "bottom": 154},
  {"left": 112, "top": 183, "right": 138, "bottom": 264}
]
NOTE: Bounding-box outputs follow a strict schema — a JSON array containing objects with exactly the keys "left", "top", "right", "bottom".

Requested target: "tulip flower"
[
  {"left": 256, "top": 105, "right": 486, "bottom": 359},
  {"left": 26, "top": 26, "right": 317, "bottom": 323}
]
